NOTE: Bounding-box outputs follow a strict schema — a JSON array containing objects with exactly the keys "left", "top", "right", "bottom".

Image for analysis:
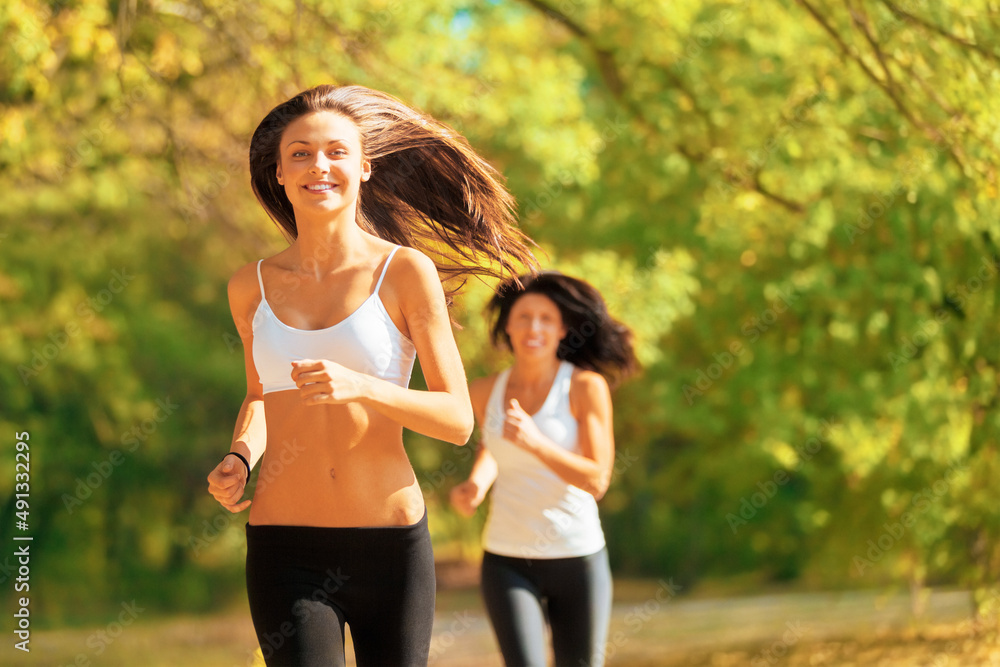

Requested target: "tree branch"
[
  {"left": 519, "top": 0, "right": 707, "bottom": 161},
  {"left": 795, "top": 0, "right": 971, "bottom": 176},
  {"left": 879, "top": 0, "right": 1000, "bottom": 65},
  {"left": 845, "top": 0, "right": 898, "bottom": 93},
  {"left": 753, "top": 173, "right": 806, "bottom": 213},
  {"left": 796, "top": 0, "right": 918, "bottom": 128},
  {"left": 519, "top": 0, "right": 623, "bottom": 97}
]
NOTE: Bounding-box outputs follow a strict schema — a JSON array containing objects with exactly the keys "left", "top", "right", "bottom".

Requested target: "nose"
[
  {"left": 309, "top": 153, "right": 331, "bottom": 174},
  {"left": 528, "top": 317, "right": 544, "bottom": 333}
]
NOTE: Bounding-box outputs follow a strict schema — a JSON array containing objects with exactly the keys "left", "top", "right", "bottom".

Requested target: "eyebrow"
[{"left": 284, "top": 139, "right": 350, "bottom": 149}]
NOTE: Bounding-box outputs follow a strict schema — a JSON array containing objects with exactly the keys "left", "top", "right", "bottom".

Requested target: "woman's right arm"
[
  {"left": 207, "top": 264, "right": 267, "bottom": 513},
  {"left": 449, "top": 376, "right": 500, "bottom": 517}
]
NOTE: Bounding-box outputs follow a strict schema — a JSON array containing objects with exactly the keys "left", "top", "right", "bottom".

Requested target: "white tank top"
[{"left": 482, "top": 360, "right": 606, "bottom": 559}]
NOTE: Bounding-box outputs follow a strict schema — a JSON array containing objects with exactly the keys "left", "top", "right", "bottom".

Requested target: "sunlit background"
[{"left": 2, "top": 0, "right": 1000, "bottom": 664}]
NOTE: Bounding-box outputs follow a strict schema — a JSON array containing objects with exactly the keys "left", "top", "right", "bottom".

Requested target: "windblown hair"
[
  {"left": 487, "top": 272, "right": 638, "bottom": 387},
  {"left": 248, "top": 84, "right": 537, "bottom": 294}
]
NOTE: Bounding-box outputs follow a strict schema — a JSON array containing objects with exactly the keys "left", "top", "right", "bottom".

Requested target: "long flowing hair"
[
  {"left": 248, "top": 84, "right": 537, "bottom": 295},
  {"left": 487, "top": 272, "right": 638, "bottom": 387}
]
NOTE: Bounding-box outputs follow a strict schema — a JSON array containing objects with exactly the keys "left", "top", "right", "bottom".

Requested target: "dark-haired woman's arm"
[
  {"left": 503, "top": 370, "right": 615, "bottom": 500},
  {"left": 450, "top": 376, "right": 500, "bottom": 516},
  {"left": 450, "top": 442, "right": 498, "bottom": 516}
]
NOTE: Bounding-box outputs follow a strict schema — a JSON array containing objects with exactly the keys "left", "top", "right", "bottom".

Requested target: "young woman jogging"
[
  {"left": 450, "top": 271, "right": 637, "bottom": 667},
  {"left": 206, "top": 84, "right": 535, "bottom": 666}
]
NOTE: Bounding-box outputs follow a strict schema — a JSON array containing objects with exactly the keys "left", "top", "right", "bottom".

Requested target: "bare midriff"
[{"left": 247, "top": 390, "right": 425, "bottom": 528}]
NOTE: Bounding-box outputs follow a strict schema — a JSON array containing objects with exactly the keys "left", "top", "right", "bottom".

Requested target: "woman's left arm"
[
  {"left": 503, "top": 370, "right": 615, "bottom": 500},
  {"left": 290, "top": 248, "right": 474, "bottom": 445}
]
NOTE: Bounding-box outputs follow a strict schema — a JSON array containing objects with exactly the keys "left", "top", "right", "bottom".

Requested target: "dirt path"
[
  {"left": 430, "top": 585, "right": 989, "bottom": 666},
  {"left": 3, "top": 585, "right": 997, "bottom": 666}
]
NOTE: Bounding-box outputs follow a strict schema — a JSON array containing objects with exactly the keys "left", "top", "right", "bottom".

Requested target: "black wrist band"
[{"left": 224, "top": 451, "right": 251, "bottom": 480}]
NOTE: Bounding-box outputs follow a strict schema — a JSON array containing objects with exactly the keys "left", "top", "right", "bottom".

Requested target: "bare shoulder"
[
  {"left": 385, "top": 246, "right": 439, "bottom": 288},
  {"left": 469, "top": 374, "right": 500, "bottom": 417},
  {"left": 382, "top": 246, "right": 445, "bottom": 321},
  {"left": 227, "top": 262, "right": 263, "bottom": 337},
  {"left": 569, "top": 367, "right": 612, "bottom": 409},
  {"left": 228, "top": 261, "right": 262, "bottom": 307},
  {"left": 376, "top": 246, "right": 446, "bottom": 338},
  {"left": 469, "top": 374, "right": 499, "bottom": 404}
]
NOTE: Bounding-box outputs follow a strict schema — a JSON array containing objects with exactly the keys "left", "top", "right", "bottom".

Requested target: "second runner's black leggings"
[{"left": 481, "top": 548, "right": 612, "bottom": 667}]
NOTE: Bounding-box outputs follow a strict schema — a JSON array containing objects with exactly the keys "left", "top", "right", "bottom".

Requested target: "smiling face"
[
  {"left": 505, "top": 293, "right": 568, "bottom": 361},
  {"left": 275, "top": 111, "right": 371, "bottom": 223}
]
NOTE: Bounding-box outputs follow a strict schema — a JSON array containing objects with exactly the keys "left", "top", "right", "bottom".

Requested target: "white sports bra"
[{"left": 251, "top": 246, "right": 417, "bottom": 394}]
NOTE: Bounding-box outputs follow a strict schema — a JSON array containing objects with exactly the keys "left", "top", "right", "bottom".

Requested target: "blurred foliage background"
[{"left": 2, "top": 0, "right": 1000, "bottom": 627}]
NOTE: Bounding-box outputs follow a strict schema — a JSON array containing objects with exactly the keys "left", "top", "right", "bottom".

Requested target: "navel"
[{"left": 329, "top": 468, "right": 336, "bottom": 480}]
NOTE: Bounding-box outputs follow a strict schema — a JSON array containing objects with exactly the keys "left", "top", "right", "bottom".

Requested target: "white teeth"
[{"left": 306, "top": 184, "right": 333, "bottom": 191}]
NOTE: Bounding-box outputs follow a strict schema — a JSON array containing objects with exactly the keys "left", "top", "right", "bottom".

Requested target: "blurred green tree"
[{"left": 1, "top": 0, "right": 999, "bottom": 622}]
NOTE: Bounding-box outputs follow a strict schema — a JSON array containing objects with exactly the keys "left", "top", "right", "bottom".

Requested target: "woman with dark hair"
[
  {"left": 206, "top": 84, "right": 535, "bottom": 666},
  {"left": 450, "top": 271, "right": 637, "bottom": 667}
]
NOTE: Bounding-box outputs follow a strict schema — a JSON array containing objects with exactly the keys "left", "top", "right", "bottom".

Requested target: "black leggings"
[
  {"left": 481, "top": 548, "right": 612, "bottom": 667},
  {"left": 245, "top": 511, "right": 436, "bottom": 666}
]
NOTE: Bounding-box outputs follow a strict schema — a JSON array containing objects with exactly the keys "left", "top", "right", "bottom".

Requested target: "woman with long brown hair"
[
  {"left": 450, "top": 272, "right": 637, "bottom": 667},
  {"left": 206, "top": 84, "right": 535, "bottom": 666}
]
